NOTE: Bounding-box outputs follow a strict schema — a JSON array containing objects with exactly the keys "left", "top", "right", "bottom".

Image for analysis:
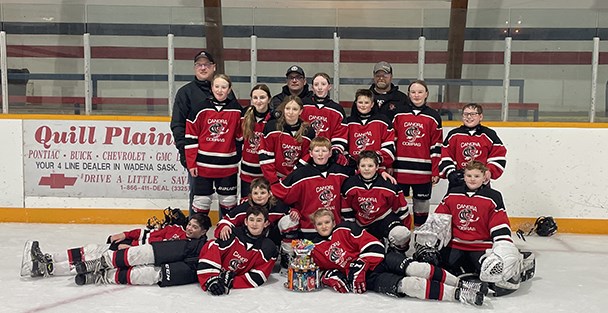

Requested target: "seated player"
[
  {"left": 341, "top": 150, "right": 412, "bottom": 253},
  {"left": 70, "top": 214, "right": 211, "bottom": 286},
  {"left": 20, "top": 210, "right": 197, "bottom": 278},
  {"left": 414, "top": 160, "right": 535, "bottom": 296},
  {"left": 310, "top": 208, "right": 487, "bottom": 306},
  {"left": 215, "top": 177, "right": 289, "bottom": 246},
  {"left": 197, "top": 206, "right": 277, "bottom": 296}
]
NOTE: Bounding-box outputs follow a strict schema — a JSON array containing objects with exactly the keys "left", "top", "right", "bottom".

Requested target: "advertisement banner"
[{"left": 23, "top": 120, "right": 189, "bottom": 199}]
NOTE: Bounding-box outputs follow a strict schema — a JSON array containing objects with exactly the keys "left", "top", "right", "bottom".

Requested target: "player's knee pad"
[
  {"left": 278, "top": 215, "right": 299, "bottom": 234},
  {"left": 192, "top": 195, "right": 212, "bottom": 214},
  {"left": 388, "top": 225, "right": 411, "bottom": 251},
  {"left": 218, "top": 195, "right": 237, "bottom": 209},
  {"left": 412, "top": 199, "right": 430, "bottom": 214},
  {"left": 397, "top": 276, "right": 426, "bottom": 298}
]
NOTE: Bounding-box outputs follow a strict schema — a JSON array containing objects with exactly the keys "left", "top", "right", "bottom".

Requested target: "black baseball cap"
[
  {"left": 286, "top": 65, "right": 305, "bottom": 77},
  {"left": 194, "top": 51, "right": 215, "bottom": 63}
]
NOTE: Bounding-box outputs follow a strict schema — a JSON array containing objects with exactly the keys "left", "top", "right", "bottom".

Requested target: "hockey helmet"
[{"left": 534, "top": 216, "right": 557, "bottom": 237}]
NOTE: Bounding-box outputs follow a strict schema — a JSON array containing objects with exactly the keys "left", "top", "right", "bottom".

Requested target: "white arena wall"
[{"left": 0, "top": 115, "right": 607, "bottom": 234}]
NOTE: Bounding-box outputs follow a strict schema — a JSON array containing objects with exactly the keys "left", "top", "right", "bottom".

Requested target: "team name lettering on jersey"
[
  {"left": 324, "top": 241, "right": 352, "bottom": 267},
  {"left": 281, "top": 144, "right": 302, "bottom": 167},
  {"left": 207, "top": 119, "right": 230, "bottom": 142},
  {"left": 308, "top": 115, "right": 329, "bottom": 133},
  {"left": 456, "top": 204, "right": 480, "bottom": 230},
  {"left": 228, "top": 251, "right": 249, "bottom": 271}
]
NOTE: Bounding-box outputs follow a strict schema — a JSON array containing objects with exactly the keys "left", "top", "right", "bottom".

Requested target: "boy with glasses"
[{"left": 439, "top": 103, "right": 507, "bottom": 189}]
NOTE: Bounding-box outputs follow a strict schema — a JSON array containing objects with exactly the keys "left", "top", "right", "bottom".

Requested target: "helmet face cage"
[{"left": 534, "top": 216, "right": 557, "bottom": 237}]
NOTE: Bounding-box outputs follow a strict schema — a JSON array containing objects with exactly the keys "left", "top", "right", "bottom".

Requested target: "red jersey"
[
  {"left": 121, "top": 225, "right": 187, "bottom": 246},
  {"left": 392, "top": 104, "right": 443, "bottom": 184},
  {"left": 272, "top": 162, "right": 354, "bottom": 234},
  {"left": 439, "top": 124, "right": 507, "bottom": 180},
  {"left": 311, "top": 222, "right": 384, "bottom": 274},
  {"left": 240, "top": 108, "right": 273, "bottom": 183},
  {"left": 341, "top": 174, "right": 411, "bottom": 227},
  {"left": 434, "top": 185, "right": 512, "bottom": 251},
  {"left": 185, "top": 97, "right": 243, "bottom": 178},
  {"left": 344, "top": 113, "right": 395, "bottom": 169},
  {"left": 197, "top": 227, "right": 277, "bottom": 290},
  {"left": 214, "top": 199, "right": 290, "bottom": 238},
  {"left": 259, "top": 119, "right": 315, "bottom": 184},
  {"left": 301, "top": 95, "right": 347, "bottom": 152}
]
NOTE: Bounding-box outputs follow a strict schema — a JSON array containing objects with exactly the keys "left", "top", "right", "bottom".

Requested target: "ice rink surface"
[{"left": 2, "top": 223, "right": 607, "bottom": 313}]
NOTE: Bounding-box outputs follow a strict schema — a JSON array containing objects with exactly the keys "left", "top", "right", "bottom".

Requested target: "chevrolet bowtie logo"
[{"left": 38, "top": 173, "right": 78, "bottom": 189}]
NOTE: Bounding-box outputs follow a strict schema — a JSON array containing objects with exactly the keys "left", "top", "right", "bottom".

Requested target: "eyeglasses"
[
  {"left": 462, "top": 112, "right": 480, "bottom": 117},
  {"left": 194, "top": 63, "right": 214, "bottom": 69},
  {"left": 288, "top": 75, "right": 304, "bottom": 81}
]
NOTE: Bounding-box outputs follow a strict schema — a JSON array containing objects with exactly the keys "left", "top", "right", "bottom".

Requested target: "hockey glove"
[
  {"left": 413, "top": 243, "right": 441, "bottom": 266},
  {"left": 206, "top": 275, "right": 229, "bottom": 296},
  {"left": 447, "top": 169, "right": 465, "bottom": 187},
  {"left": 321, "top": 269, "right": 349, "bottom": 293},
  {"left": 219, "top": 270, "right": 235, "bottom": 294},
  {"left": 347, "top": 259, "right": 368, "bottom": 293}
]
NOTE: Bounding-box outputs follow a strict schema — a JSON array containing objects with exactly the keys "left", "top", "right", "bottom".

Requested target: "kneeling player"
[
  {"left": 341, "top": 150, "right": 412, "bottom": 253},
  {"left": 413, "top": 160, "right": 535, "bottom": 296},
  {"left": 71, "top": 214, "right": 211, "bottom": 287},
  {"left": 311, "top": 208, "right": 487, "bottom": 306},
  {"left": 197, "top": 205, "right": 277, "bottom": 295}
]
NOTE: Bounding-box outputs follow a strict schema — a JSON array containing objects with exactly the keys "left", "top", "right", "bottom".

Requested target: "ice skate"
[
  {"left": 520, "top": 251, "right": 536, "bottom": 282},
  {"left": 20, "top": 241, "right": 48, "bottom": 277},
  {"left": 458, "top": 278, "right": 489, "bottom": 296},
  {"left": 75, "top": 257, "right": 109, "bottom": 274},
  {"left": 75, "top": 270, "right": 109, "bottom": 286},
  {"left": 455, "top": 286, "right": 485, "bottom": 306}
]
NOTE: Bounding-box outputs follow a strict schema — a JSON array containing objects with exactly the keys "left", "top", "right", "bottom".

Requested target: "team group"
[{"left": 20, "top": 50, "right": 535, "bottom": 306}]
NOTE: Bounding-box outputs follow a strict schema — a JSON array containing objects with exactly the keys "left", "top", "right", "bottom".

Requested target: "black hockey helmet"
[{"left": 533, "top": 216, "right": 557, "bottom": 237}]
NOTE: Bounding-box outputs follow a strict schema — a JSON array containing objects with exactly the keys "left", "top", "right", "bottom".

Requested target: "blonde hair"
[
  {"left": 311, "top": 208, "right": 335, "bottom": 224},
  {"left": 242, "top": 84, "right": 271, "bottom": 140},
  {"left": 276, "top": 95, "right": 309, "bottom": 143},
  {"left": 213, "top": 73, "right": 232, "bottom": 88}
]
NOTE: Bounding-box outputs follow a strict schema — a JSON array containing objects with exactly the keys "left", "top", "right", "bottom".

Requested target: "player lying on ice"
[
  {"left": 310, "top": 208, "right": 488, "bottom": 306},
  {"left": 413, "top": 160, "right": 536, "bottom": 296},
  {"left": 72, "top": 206, "right": 276, "bottom": 296},
  {"left": 20, "top": 211, "right": 208, "bottom": 279}
]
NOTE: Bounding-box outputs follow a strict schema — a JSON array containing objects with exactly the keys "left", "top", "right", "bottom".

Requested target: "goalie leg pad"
[{"left": 414, "top": 213, "right": 452, "bottom": 250}]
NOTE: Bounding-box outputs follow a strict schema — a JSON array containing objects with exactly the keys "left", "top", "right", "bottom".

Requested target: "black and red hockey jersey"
[
  {"left": 344, "top": 112, "right": 395, "bottom": 169},
  {"left": 240, "top": 108, "right": 273, "bottom": 183},
  {"left": 439, "top": 124, "right": 507, "bottom": 180},
  {"left": 214, "top": 199, "right": 290, "bottom": 238},
  {"left": 271, "top": 162, "right": 354, "bottom": 234},
  {"left": 120, "top": 225, "right": 188, "bottom": 246},
  {"left": 185, "top": 96, "right": 243, "bottom": 178},
  {"left": 259, "top": 119, "right": 315, "bottom": 184},
  {"left": 434, "top": 185, "right": 512, "bottom": 251},
  {"left": 311, "top": 222, "right": 384, "bottom": 274},
  {"left": 341, "top": 174, "right": 411, "bottom": 227},
  {"left": 392, "top": 104, "right": 443, "bottom": 184},
  {"left": 301, "top": 94, "right": 348, "bottom": 152},
  {"left": 197, "top": 226, "right": 277, "bottom": 290}
]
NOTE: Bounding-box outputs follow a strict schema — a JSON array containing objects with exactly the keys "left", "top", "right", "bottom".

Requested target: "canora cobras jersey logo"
[
  {"left": 248, "top": 132, "right": 262, "bottom": 151},
  {"left": 228, "top": 251, "right": 248, "bottom": 271},
  {"left": 282, "top": 148, "right": 299, "bottom": 166},
  {"left": 458, "top": 207, "right": 479, "bottom": 228},
  {"left": 325, "top": 241, "right": 347, "bottom": 266},
  {"left": 462, "top": 145, "right": 482, "bottom": 161},
  {"left": 405, "top": 125, "right": 424, "bottom": 142},
  {"left": 355, "top": 134, "right": 375, "bottom": 150},
  {"left": 359, "top": 200, "right": 379, "bottom": 219},
  {"left": 209, "top": 122, "right": 229, "bottom": 138},
  {"left": 318, "top": 189, "right": 336, "bottom": 207},
  {"left": 310, "top": 119, "right": 329, "bottom": 134}
]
